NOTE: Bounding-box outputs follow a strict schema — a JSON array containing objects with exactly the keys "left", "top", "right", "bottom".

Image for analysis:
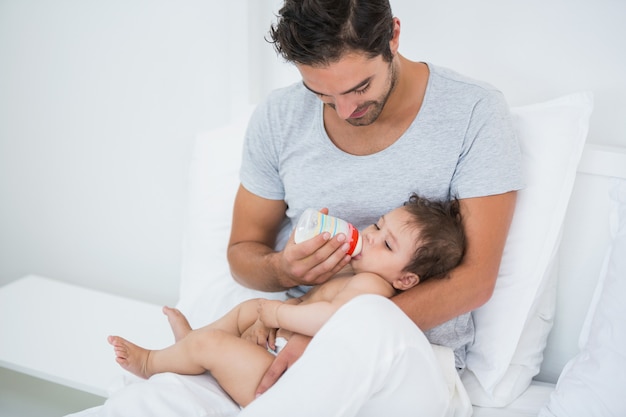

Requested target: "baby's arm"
[
  {"left": 240, "top": 296, "right": 303, "bottom": 349},
  {"left": 258, "top": 273, "right": 395, "bottom": 337}
]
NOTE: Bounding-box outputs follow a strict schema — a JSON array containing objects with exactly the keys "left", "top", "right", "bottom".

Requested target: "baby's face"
[{"left": 350, "top": 207, "right": 419, "bottom": 282}]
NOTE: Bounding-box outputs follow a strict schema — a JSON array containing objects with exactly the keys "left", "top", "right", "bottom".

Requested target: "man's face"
[{"left": 297, "top": 53, "right": 397, "bottom": 126}]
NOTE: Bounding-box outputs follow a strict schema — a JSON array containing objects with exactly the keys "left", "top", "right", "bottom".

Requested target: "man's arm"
[
  {"left": 393, "top": 191, "right": 517, "bottom": 330},
  {"left": 227, "top": 185, "right": 352, "bottom": 292}
]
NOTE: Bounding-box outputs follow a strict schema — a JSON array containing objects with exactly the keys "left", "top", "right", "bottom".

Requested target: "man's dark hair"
[
  {"left": 268, "top": 0, "right": 395, "bottom": 66},
  {"left": 403, "top": 194, "right": 466, "bottom": 282}
]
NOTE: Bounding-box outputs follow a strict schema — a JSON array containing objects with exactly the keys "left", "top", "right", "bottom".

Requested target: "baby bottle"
[{"left": 294, "top": 208, "right": 363, "bottom": 257}]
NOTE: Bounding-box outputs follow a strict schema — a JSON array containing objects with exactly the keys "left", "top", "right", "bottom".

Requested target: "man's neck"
[{"left": 322, "top": 57, "right": 429, "bottom": 156}]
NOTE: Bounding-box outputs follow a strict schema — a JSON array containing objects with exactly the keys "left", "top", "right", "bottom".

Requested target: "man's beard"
[{"left": 345, "top": 61, "right": 398, "bottom": 127}]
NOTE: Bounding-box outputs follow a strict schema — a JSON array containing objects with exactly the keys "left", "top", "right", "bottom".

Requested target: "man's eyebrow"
[{"left": 302, "top": 76, "right": 373, "bottom": 97}]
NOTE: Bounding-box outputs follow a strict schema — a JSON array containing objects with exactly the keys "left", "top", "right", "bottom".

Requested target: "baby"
[{"left": 108, "top": 194, "right": 466, "bottom": 407}]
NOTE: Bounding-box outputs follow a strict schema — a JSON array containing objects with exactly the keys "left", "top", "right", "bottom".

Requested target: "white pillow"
[
  {"left": 462, "top": 92, "right": 594, "bottom": 406},
  {"left": 177, "top": 111, "right": 285, "bottom": 328},
  {"left": 539, "top": 179, "right": 626, "bottom": 417}
]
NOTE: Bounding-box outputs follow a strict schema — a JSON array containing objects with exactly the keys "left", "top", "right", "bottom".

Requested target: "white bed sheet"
[
  {"left": 67, "top": 380, "right": 553, "bottom": 417},
  {"left": 473, "top": 382, "right": 554, "bottom": 417}
]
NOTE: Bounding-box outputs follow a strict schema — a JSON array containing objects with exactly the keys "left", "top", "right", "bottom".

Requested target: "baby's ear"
[{"left": 393, "top": 272, "right": 420, "bottom": 291}]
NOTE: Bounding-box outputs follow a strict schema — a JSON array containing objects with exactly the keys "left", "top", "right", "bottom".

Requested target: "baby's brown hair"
[{"left": 402, "top": 194, "right": 466, "bottom": 282}]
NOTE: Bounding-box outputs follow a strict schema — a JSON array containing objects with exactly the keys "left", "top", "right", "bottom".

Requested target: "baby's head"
[
  {"left": 350, "top": 193, "right": 466, "bottom": 290},
  {"left": 401, "top": 194, "right": 466, "bottom": 282}
]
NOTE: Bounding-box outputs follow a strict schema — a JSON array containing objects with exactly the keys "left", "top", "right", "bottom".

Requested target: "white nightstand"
[{"left": 0, "top": 275, "right": 173, "bottom": 397}]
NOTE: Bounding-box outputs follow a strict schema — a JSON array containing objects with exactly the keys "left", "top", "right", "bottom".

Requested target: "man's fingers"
[
  {"left": 267, "top": 328, "right": 277, "bottom": 350},
  {"left": 256, "top": 356, "right": 288, "bottom": 396},
  {"left": 256, "top": 334, "right": 310, "bottom": 396}
]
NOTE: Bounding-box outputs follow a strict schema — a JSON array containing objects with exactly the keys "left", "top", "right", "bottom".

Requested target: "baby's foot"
[
  {"left": 163, "top": 306, "right": 192, "bottom": 342},
  {"left": 107, "top": 335, "right": 152, "bottom": 378}
]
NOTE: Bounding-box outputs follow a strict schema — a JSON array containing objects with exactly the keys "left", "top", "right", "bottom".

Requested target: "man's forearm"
[
  {"left": 393, "top": 263, "right": 494, "bottom": 331},
  {"left": 395, "top": 192, "right": 516, "bottom": 331},
  {"left": 227, "top": 185, "right": 291, "bottom": 292},
  {"left": 228, "top": 242, "right": 288, "bottom": 292}
]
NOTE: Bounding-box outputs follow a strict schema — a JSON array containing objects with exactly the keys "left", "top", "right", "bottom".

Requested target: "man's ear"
[
  {"left": 389, "top": 17, "right": 401, "bottom": 55},
  {"left": 393, "top": 272, "right": 419, "bottom": 291}
]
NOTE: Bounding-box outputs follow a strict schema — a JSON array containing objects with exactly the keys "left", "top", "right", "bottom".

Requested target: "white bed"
[{"left": 2, "top": 91, "right": 625, "bottom": 416}]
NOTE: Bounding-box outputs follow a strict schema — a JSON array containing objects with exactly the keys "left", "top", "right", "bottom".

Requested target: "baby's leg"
[
  {"left": 184, "top": 328, "right": 276, "bottom": 406},
  {"left": 108, "top": 335, "right": 161, "bottom": 379},
  {"left": 108, "top": 328, "right": 274, "bottom": 407},
  {"left": 162, "top": 306, "right": 192, "bottom": 342},
  {"left": 195, "top": 298, "right": 264, "bottom": 336},
  {"left": 160, "top": 299, "right": 261, "bottom": 343},
  {"left": 108, "top": 330, "right": 242, "bottom": 379}
]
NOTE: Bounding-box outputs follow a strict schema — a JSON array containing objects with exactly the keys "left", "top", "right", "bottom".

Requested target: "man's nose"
[{"left": 333, "top": 96, "right": 357, "bottom": 120}]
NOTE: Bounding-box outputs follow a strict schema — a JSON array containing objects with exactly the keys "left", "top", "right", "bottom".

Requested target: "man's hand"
[
  {"left": 277, "top": 212, "right": 352, "bottom": 287},
  {"left": 228, "top": 191, "right": 352, "bottom": 291},
  {"left": 255, "top": 333, "right": 311, "bottom": 396}
]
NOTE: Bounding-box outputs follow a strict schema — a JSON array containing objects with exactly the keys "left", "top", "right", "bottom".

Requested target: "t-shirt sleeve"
[
  {"left": 239, "top": 100, "right": 286, "bottom": 201},
  {"left": 452, "top": 91, "right": 524, "bottom": 198}
]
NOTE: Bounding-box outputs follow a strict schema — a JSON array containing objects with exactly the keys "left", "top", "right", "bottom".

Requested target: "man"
[{"left": 228, "top": 2, "right": 520, "bottom": 415}]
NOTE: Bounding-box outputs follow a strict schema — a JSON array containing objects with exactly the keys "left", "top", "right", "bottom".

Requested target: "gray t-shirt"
[{"left": 240, "top": 63, "right": 523, "bottom": 369}]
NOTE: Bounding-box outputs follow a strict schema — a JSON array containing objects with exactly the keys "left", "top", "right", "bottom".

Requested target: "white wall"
[
  {"left": 1, "top": 0, "right": 624, "bottom": 306},
  {"left": 255, "top": 0, "right": 626, "bottom": 148},
  {"left": 0, "top": 1, "right": 248, "bottom": 304}
]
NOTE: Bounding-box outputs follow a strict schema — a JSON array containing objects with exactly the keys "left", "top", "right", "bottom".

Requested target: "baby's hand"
[
  {"left": 241, "top": 319, "right": 274, "bottom": 348},
  {"left": 258, "top": 299, "right": 283, "bottom": 329}
]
